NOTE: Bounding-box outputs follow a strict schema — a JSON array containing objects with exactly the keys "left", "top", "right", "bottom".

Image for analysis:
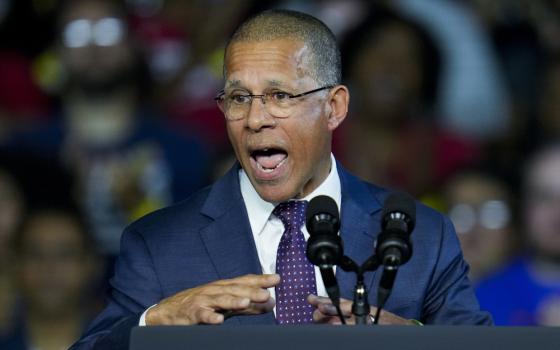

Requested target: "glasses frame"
[{"left": 214, "top": 85, "right": 334, "bottom": 120}]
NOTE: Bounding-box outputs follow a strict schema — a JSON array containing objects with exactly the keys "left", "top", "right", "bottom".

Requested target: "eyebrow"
[
  {"left": 225, "top": 79, "right": 241, "bottom": 88},
  {"left": 223, "top": 79, "right": 290, "bottom": 91},
  {"left": 268, "top": 80, "right": 284, "bottom": 87}
]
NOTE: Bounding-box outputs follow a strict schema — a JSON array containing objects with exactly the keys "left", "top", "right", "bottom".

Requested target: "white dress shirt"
[{"left": 140, "top": 154, "right": 341, "bottom": 325}]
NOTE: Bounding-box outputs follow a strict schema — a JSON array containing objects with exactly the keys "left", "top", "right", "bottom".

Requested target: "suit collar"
[
  {"left": 200, "top": 163, "right": 243, "bottom": 220},
  {"left": 338, "top": 163, "right": 383, "bottom": 218}
]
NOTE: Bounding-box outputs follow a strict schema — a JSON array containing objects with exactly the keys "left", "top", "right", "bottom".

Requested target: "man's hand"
[
  {"left": 146, "top": 274, "right": 280, "bottom": 325},
  {"left": 308, "top": 295, "right": 415, "bottom": 325}
]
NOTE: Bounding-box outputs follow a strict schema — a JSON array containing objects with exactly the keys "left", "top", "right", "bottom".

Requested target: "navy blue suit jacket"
[{"left": 71, "top": 164, "right": 491, "bottom": 349}]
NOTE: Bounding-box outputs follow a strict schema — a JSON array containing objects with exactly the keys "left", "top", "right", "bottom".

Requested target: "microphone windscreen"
[
  {"left": 382, "top": 192, "right": 416, "bottom": 225},
  {"left": 306, "top": 195, "right": 339, "bottom": 227}
]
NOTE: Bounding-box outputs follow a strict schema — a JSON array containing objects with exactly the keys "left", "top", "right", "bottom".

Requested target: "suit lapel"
[
  {"left": 199, "top": 164, "right": 275, "bottom": 325},
  {"left": 336, "top": 166, "right": 384, "bottom": 304}
]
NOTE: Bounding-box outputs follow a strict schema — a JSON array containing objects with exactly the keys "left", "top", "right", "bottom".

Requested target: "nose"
[{"left": 246, "top": 96, "right": 276, "bottom": 131}]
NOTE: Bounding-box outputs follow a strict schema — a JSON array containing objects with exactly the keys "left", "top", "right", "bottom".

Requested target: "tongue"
[{"left": 255, "top": 153, "right": 287, "bottom": 169}]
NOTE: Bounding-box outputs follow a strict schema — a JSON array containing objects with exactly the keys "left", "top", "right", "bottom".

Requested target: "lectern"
[{"left": 129, "top": 325, "right": 560, "bottom": 350}]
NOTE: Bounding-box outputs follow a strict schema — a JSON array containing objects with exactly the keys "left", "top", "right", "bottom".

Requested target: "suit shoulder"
[
  {"left": 359, "top": 181, "right": 450, "bottom": 239},
  {"left": 359, "top": 177, "right": 448, "bottom": 227},
  {"left": 416, "top": 201, "right": 449, "bottom": 227},
  {"left": 126, "top": 185, "right": 212, "bottom": 235}
]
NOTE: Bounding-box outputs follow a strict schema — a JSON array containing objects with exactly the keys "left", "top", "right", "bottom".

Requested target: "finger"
[
  {"left": 216, "top": 274, "right": 281, "bottom": 288},
  {"left": 207, "top": 294, "right": 252, "bottom": 311},
  {"left": 307, "top": 295, "right": 352, "bottom": 317},
  {"left": 194, "top": 306, "right": 225, "bottom": 325},
  {"left": 312, "top": 309, "right": 350, "bottom": 325},
  {"left": 248, "top": 297, "right": 275, "bottom": 313},
  {"left": 239, "top": 273, "right": 281, "bottom": 288},
  {"left": 312, "top": 308, "right": 332, "bottom": 324},
  {"left": 203, "top": 283, "right": 271, "bottom": 303},
  {"left": 338, "top": 298, "right": 353, "bottom": 314},
  {"left": 307, "top": 294, "right": 331, "bottom": 307},
  {"left": 368, "top": 306, "right": 394, "bottom": 325},
  {"left": 238, "top": 298, "right": 276, "bottom": 315},
  {"left": 220, "top": 297, "right": 276, "bottom": 318},
  {"left": 317, "top": 302, "right": 340, "bottom": 316}
]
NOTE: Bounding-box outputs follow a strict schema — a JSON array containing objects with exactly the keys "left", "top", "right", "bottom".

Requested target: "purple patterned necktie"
[{"left": 274, "top": 200, "right": 317, "bottom": 324}]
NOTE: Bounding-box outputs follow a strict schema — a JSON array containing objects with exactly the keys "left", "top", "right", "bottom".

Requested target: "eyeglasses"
[
  {"left": 448, "top": 200, "right": 511, "bottom": 234},
  {"left": 62, "top": 17, "right": 126, "bottom": 48},
  {"left": 214, "top": 85, "right": 334, "bottom": 121}
]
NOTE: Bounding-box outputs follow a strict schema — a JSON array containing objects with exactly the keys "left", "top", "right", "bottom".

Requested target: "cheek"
[
  {"left": 289, "top": 118, "right": 330, "bottom": 172},
  {"left": 226, "top": 124, "right": 244, "bottom": 154},
  {"left": 298, "top": 104, "right": 329, "bottom": 136}
]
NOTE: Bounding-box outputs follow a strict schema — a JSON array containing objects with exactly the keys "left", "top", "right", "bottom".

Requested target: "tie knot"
[{"left": 273, "top": 200, "right": 308, "bottom": 230}]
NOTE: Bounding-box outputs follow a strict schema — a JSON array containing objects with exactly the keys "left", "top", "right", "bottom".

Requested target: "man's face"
[
  {"left": 223, "top": 39, "right": 341, "bottom": 202},
  {"left": 17, "top": 213, "right": 95, "bottom": 316},
  {"left": 59, "top": 0, "right": 134, "bottom": 92},
  {"left": 351, "top": 22, "right": 423, "bottom": 122},
  {"left": 526, "top": 152, "right": 560, "bottom": 259}
]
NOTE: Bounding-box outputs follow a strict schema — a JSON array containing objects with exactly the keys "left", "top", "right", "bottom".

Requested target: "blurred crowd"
[{"left": 1, "top": 0, "right": 560, "bottom": 347}]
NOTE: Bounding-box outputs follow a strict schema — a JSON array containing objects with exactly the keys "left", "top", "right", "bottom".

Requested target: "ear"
[
  {"left": 326, "top": 85, "right": 349, "bottom": 131},
  {"left": 216, "top": 97, "right": 226, "bottom": 115}
]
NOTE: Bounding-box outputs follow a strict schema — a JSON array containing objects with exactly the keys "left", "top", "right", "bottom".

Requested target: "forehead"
[
  {"left": 449, "top": 176, "right": 506, "bottom": 203},
  {"left": 62, "top": 0, "right": 118, "bottom": 23},
  {"left": 224, "top": 39, "right": 314, "bottom": 87}
]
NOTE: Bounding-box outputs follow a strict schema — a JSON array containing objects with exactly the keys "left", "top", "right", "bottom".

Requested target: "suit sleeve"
[
  {"left": 70, "top": 225, "right": 163, "bottom": 349},
  {"left": 422, "top": 214, "right": 493, "bottom": 325}
]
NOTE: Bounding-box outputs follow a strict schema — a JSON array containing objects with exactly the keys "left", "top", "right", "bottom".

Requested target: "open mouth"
[{"left": 250, "top": 148, "right": 288, "bottom": 174}]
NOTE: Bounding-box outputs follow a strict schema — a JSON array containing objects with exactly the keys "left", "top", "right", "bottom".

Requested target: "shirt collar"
[{"left": 239, "top": 154, "right": 342, "bottom": 236}]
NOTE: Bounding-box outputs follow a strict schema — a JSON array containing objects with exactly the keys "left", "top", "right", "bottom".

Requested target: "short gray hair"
[{"left": 224, "top": 9, "right": 341, "bottom": 86}]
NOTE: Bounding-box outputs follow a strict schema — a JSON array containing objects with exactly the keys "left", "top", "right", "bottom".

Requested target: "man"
[
  {"left": 444, "top": 169, "right": 515, "bottom": 283},
  {"left": 1, "top": 207, "right": 101, "bottom": 350},
  {"left": 476, "top": 143, "right": 560, "bottom": 325},
  {"left": 71, "top": 9, "right": 491, "bottom": 349},
  {"left": 6, "top": 0, "right": 209, "bottom": 256}
]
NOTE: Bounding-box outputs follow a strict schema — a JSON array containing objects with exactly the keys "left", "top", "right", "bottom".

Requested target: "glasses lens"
[
  {"left": 479, "top": 200, "right": 510, "bottom": 230},
  {"left": 449, "top": 204, "right": 476, "bottom": 234},
  {"left": 63, "top": 19, "right": 92, "bottom": 48},
  {"left": 220, "top": 96, "right": 246, "bottom": 121},
  {"left": 93, "top": 17, "right": 125, "bottom": 47}
]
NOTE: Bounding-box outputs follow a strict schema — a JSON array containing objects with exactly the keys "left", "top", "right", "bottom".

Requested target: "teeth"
[
  {"left": 256, "top": 156, "right": 287, "bottom": 172},
  {"left": 256, "top": 162, "right": 275, "bottom": 172}
]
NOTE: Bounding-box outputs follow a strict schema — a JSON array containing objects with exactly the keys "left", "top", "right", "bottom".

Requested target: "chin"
[{"left": 253, "top": 181, "right": 297, "bottom": 203}]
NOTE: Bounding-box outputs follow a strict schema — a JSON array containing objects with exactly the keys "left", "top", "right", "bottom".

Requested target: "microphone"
[
  {"left": 306, "top": 195, "right": 342, "bottom": 268},
  {"left": 373, "top": 192, "right": 416, "bottom": 324},
  {"left": 305, "top": 195, "right": 345, "bottom": 324},
  {"left": 376, "top": 192, "right": 416, "bottom": 268}
]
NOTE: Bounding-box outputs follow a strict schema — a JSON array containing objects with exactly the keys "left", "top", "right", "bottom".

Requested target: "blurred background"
[{"left": 1, "top": 0, "right": 560, "bottom": 347}]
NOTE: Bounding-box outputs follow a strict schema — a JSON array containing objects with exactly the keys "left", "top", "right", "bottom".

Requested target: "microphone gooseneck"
[{"left": 305, "top": 195, "right": 345, "bottom": 324}]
